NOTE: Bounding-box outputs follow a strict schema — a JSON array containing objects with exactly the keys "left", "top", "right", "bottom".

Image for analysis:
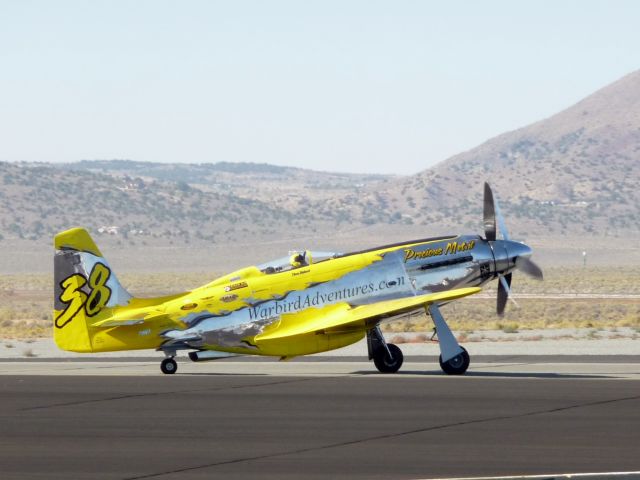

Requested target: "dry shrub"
[
  {"left": 412, "top": 333, "right": 429, "bottom": 343},
  {"left": 523, "top": 335, "right": 544, "bottom": 341},
  {"left": 390, "top": 335, "right": 407, "bottom": 344}
]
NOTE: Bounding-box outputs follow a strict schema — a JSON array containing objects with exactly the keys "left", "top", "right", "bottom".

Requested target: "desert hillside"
[
  {"left": 1, "top": 71, "right": 639, "bottom": 272},
  {"left": 377, "top": 70, "right": 640, "bottom": 238}
]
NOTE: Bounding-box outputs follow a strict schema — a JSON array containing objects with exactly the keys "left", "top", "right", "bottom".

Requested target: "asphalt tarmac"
[{"left": 1, "top": 360, "right": 639, "bottom": 480}]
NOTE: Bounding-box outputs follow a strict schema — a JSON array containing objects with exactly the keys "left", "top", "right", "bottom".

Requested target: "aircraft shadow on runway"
[
  {"left": 180, "top": 372, "right": 271, "bottom": 376},
  {"left": 176, "top": 370, "right": 616, "bottom": 379}
]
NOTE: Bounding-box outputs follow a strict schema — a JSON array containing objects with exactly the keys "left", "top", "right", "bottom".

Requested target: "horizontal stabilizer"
[
  {"left": 91, "top": 318, "right": 146, "bottom": 328},
  {"left": 89, "top": 311, "right": 169, "bottom": 328}
]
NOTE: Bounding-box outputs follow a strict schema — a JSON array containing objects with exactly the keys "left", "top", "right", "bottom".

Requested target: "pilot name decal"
[
  {"left": 404, "top": 240, "right": 475, "bottom": 263},
  {"left": 248, "top": 277, "right": 406, "bottom": 321}
]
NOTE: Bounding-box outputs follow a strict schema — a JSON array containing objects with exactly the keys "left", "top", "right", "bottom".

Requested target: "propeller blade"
[
  {"left": 505, "top": 280, "right": 519, "bottom": 308},
  {"left": 483, "top": 182, "right": 511, "bottom": 241},
  {"left": 515, "top": 256, "right": 544, "bottom": 280},
  {"left": 483, "top": 182, "right": 496, "bottom": 241},
  {"left": 493, "top": 192, "right": 510, "bottom": 241},
  {"left": 497, "top": 273, "right": 512, "bottom": 316}
]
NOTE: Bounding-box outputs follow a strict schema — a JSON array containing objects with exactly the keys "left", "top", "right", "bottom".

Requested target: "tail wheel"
[
  {"left": 373, "top": 343, "right": 404, "bottom": 373},
  {"left": 161, "top": 357, "right": 177, "bottom": 375},
  {"left": 439, "top": 347, "right": 470, "bottom": 375}
]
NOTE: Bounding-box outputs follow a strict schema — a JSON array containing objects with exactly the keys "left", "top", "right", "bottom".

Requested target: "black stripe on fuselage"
[{"left": 417, "top": 255, "right": 473, "bottom": 270}]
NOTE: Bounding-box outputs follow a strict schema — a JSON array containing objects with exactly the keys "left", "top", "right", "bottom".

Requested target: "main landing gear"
[
  {"left": 367, "top": 304, "right": 471, "bottom": 375},
  {"left": 439, "top": 346, "right": 470, "bottom": 375},
  {"left": 429, "top": 304, "right": 470, "bottom": 375},
  {"left": 161, "top": 356, "right": 177, "bottom": 374}
]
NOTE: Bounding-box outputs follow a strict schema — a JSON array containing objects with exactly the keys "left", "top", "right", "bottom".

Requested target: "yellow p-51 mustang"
[{"left": 53, "top": 183, "right": 542, "bottom": 375}]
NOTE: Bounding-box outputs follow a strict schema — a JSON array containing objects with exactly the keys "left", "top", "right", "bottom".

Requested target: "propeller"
[
  {"left": 515, "top": 256, "right": 544, "bottom": 280},
  {"left": 497, "top": 273, "right": 512, "bottom": 316},
  {"left": 483, "top": 182, "right": 497, "bottom": 241},
  {"left": 484, "top": 181, "right": 510, "bottom": 241},
  {"left": 483, "top": 182, "right": 543, "bottom": 316}
]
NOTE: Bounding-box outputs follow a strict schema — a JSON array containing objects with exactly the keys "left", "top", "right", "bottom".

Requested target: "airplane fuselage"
[{"left": 157, "top": 233, "right": 523, "bottom": 357}]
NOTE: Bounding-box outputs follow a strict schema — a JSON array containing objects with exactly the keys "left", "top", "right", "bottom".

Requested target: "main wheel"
[
  {"left": 373, "top": 344, "right": 404, "bottom": 373},
  {"left": 439, "top": 347, "right": 469, "bottom": 375},
  {"left": 161, "top": 357, "right": 178, "bottom": 375}
]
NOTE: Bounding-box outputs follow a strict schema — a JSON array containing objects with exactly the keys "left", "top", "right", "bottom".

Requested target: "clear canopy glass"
[{"left": 257, "top": 251, "right": 340, "bottom": 274}]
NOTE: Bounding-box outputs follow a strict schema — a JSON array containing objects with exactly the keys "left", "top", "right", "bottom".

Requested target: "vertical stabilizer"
[{"left": 53, "top": 228, "right": 132, "bottom": 352}]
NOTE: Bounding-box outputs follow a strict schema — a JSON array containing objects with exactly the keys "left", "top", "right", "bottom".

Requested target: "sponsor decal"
[
  {"left": 247, "top": 276, "right": 406, "bottom": 321},
  {"left": 220, "top": 294, "right": 238, "bottom": 303},
  {"left": 225, "top": 281, "right": 248, "bottom": 292}
]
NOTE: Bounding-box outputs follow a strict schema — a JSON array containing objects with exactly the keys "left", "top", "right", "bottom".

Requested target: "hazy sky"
[{"left": 1, "top": 1, "right": 638, "bottom": 174}]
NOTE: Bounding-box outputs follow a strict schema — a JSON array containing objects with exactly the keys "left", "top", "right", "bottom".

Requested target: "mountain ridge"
[
  {"left": 376, "top": 69, "right": 640, "bottom": 237},
  {"left": 1, "top": 70, "right": 639, "bottom": 248}
]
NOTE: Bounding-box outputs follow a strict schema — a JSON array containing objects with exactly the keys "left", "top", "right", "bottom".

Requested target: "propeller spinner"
[{"left": 483, "top": 182, "right": 543, "bottom": 315}]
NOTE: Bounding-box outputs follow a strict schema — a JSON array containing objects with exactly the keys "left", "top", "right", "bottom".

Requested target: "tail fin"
[{"left": 53, "top": 228, "right": 132, "bottom": 352}]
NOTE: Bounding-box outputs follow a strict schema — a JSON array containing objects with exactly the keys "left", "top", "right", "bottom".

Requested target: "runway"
[{"left": 1, "top": 359, "right": 639, "bottom": 480}]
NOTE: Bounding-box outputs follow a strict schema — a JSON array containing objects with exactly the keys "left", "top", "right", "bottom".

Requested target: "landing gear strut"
[
  {"left": 160, "top": 356, "right": 177, "bottom": 375},
  {"left": 367, "top": 326, "right": 404, "bottom": 373},
  {"left": 428, "top": 304, "right": 470, "bottom": 375}
]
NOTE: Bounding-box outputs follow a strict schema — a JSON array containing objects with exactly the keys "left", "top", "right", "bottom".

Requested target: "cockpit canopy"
[{"left": 258, "top": 250, "right": 340, "bottom": 274}]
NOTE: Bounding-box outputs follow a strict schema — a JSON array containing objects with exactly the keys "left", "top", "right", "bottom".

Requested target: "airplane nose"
[
  {"left": 502, "top": 240, "right": 544, "bottom": 280},
  {"left": 505, "top": 241, "right": 532, "bottom": 260},
  {"left": 492, "top": 240, "right": 533, "bottom": 275}
]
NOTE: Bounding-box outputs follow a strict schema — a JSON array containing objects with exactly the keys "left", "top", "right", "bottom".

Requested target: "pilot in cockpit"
[{"left": 290, "top": 250, "right": 312, "bottom": 268}]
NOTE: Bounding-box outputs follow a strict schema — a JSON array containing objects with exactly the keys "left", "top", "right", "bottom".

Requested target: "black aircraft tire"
[
  {"left": 373, "top": 344, "right": 404, "bottom": 373},
  {"left": 439, "top": 347, "right": 470, "bottom": 375},
  {"left": 161, "top": 358, "right": 178, "bottom": 375}
]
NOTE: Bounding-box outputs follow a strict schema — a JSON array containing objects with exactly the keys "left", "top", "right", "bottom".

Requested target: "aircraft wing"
[{"left": 256, "top": 287, "right": 480, "bottom": 341}]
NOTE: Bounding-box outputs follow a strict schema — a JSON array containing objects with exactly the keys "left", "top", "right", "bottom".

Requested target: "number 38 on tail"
[{"left": 53, "top": 183, "right": 542, "bottom": 375}]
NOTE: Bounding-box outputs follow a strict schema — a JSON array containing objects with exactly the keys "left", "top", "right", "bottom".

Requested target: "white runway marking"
[{"left": 418, "top": 471, "right": 640, "bottom": 479}]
